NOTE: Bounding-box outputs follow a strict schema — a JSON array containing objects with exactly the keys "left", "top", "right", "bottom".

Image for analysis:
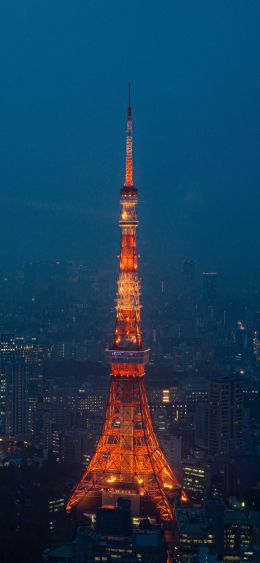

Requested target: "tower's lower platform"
[{"left": 70, "top": 488, "right": 163, "bottom": 522}]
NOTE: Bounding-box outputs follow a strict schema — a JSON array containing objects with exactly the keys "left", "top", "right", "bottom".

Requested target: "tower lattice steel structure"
[{"left": 67, "top": 90, "right": 183, "bottom": 521}]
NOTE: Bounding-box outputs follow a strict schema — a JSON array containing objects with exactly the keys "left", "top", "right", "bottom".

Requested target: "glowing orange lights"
[
  {"left": 111, "top": 364, "right": 144, "bottom": 378},
  {"left": 114, "top": 308, "right": 142, "bottom": 350},
  {"left": 125, "top": 106, "right": 133, "bottom": 187},
  {"left": 164, "top": 482, "right": 174, "bottom": 490},
  {"left": 125, "top": 159, "right": 133, "bottom": 187},
  {"left": 119, "top": 233, "right": 138, "bottom": 272},
  {"left": 66, "top": 94, "right": 182, "bottom": 522},
  {"left": 107, "top": 476, "right": 117, "bottom": 483},
  {"left": 181, "top": 490, "right": 189, "bottom": 503}
]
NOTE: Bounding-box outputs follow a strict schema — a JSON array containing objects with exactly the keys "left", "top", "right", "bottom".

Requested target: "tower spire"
[{"left": 125, "top": 84, "right": 133, "bottom": 187}]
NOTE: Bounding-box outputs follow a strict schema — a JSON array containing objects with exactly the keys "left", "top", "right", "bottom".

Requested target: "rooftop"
[
  {"left": 224, "top": 509, "right": 250, "bottom": 525},
  {"left": 176, "top": 507, "right": 209, "bottom": 536}
]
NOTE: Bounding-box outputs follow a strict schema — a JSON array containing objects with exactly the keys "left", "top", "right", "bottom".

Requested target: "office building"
[
  {"left": 6, "top": 361, "right": 29, "bottom": 438},
  {"left": 0, "top": 332, "right": 16, "bottom": 434},
  {"left": 208, "top": 376, "right": 243, "bottom": 456}
]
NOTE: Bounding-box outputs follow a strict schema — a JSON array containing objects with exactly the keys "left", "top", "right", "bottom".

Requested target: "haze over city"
[{"left": 0, "top": 1, "right": 260, "bottom": 288}]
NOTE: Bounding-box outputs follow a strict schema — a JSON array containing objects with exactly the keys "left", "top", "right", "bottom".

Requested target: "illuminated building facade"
[
  {"left": 6, "top": 361, "right": 29, "bottom": 438},
  {"left": 182, "top": 461, "right": 206, "bottom": 503},
  {"left": 0, "top": 332, "right": 16, "bottom": 435},
  {"left": 224, "top": 510, "right": 252, "bottom": 553},
  {"left": 15, "top": 336, "right": 44, "bottom": 437},
  {"left": 176, "top": 507, "right": 215, "bottom": 560},
  {"left": 67, "top": 92, "right": 183, "bottom": 521}
]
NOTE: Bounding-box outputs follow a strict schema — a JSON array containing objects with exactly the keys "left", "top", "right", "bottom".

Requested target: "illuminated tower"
[{"left": 67, "top": 88, "right": 182, "bottom": 521}]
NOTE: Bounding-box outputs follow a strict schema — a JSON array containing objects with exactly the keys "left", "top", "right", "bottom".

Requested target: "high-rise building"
[
  {"left": 182, "top": 460, "right": 207, "bottom": 502},
  {"left": 15, "top": 336, "right": 44, "bottom": 395},
  {"left": 6, "top": 361, "right": 29, "bottom": 438},
  {"left": 176, "top": 502, "right": 253, "bottom": 561},
  {"left": 223, "top": 509, "right": 252, "bottom": 554},
  {"left": 208, "top": 376, "right": 243, "bottom": 456},
  {"left": 0, "top": 331, "right": 16, "bottom": 435},
  {"left": 15, "top": 336, "right": 44, "bottom": 437},
  {"left": 194, "top": 402, "right": 208, "bottom": 449},
  {"left": 176, "top": 506, "right": 216, "bottom": 559},
  {"left": 66, "top": 91, "right": 184, "bottom": 521},
  {"left": 51, "top": 428, "right": 90, "bottom": 465}
]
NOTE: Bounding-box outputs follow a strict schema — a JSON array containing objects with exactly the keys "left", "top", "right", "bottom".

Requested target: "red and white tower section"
[{"left": 67, "top": 93, "right": 184, "bottom": 521}]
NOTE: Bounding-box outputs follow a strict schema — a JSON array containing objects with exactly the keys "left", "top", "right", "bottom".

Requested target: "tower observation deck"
[{"left": 66, "top": 88, "right": 184, "bottom": 521}]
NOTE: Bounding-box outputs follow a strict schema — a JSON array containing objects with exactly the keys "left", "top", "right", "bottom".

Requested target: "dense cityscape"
[
  {"left": 0, "top": 255, "right": 260, "bottom": 561},
  {"left": 1, "top": 2, "right": 260, "bottom": 562}
]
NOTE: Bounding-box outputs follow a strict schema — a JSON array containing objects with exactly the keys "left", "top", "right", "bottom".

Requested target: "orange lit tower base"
[{"left": 67, "top": 92, "right": 183, "bottom": 521}]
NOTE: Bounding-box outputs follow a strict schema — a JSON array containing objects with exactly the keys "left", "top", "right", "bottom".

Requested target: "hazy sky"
[{"left": 0, "top": 1, "right": 259, "bottom": 288}]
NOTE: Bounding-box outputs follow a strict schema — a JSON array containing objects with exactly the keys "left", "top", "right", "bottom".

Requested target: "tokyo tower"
[{"left": 67, "top": 88, "right": 183, "bottom": 521}]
